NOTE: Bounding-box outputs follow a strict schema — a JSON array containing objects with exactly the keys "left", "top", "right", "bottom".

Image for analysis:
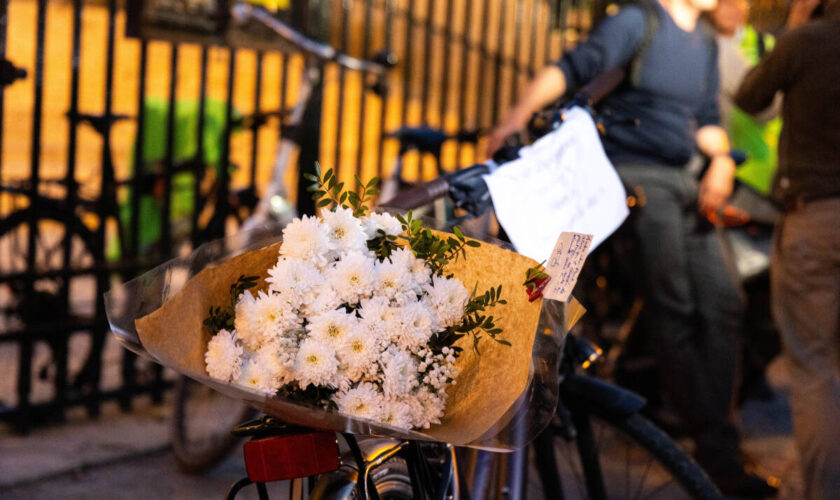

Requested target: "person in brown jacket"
[{"left": 735, "top": 1, "right": 840, "bottom": 498}]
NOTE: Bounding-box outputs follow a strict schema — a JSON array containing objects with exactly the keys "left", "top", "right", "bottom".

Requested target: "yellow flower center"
[
  {"left": 352, "top": 341, "right": 364, "bottom": 352},
  {"left": 306, "top": 355, "right": 318, "bottom": 364},
  {"left": 327, "top": 325, "right": 341, "bottom": 338}
]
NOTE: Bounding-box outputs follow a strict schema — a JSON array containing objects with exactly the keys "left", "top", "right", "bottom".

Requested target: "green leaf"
[
  {"left": 323, "top": 168, "right": 333, "bottom": 183},
  {"left": 466, "top": 240, "right": 481, "bottom": 247},
  {"left": 317, "top": 198, "right": 333, "bottom": 208}
]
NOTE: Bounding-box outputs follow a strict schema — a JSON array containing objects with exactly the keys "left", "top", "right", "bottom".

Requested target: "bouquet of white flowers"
[
  {"left": 107, "top": 170, "right": 572, "bottom": 449},
  {"left": 203, "top": 170, "right": 510, "bottom": 430}
]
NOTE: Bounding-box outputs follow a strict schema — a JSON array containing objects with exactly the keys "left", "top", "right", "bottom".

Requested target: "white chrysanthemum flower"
[
  {"left": 300, "top": 282, "right": 343, "bottom": 317},
  {"left": 357, "top": 296, "right": 391, "bottom": 342},
  {"left": 332, "top": 382, "right": 384, "bottom": 421},
  {"left": 254, "top": 340, "right": 296, "bottom": 387},
  {"left": 374, "top": 257, "right": 415, "bottom": 302},
  {"left": 234, "top": 290, "right": 298, "bottom": 350},
  {"left": 362, "top": 211, "right": 403, "bottom": 240},
  {"left": 408, "top": 387, "right": 446, "bottom": 429},
  {"left": 280, "top": 215, "right": 333, "bottom": 267},
  {"left": 327, "top": 251, "right": 376, "bottom": 304},
  {"left": 380, "top": 347, "right": 419, "bottom": 398},
  {"left": 397, "top": 300, "right": 436, "bottom": 350},
  {"left": 306, "top": 309, "right": 357, "bottom": 348},
  {"left": 424, "top": 277, "right": 469, "bottom": 328},
  {"left": 322, "top": 207, "right": 367, "bottom": 254},
  {"left": 380, "top": 399, "right": 414, "bottom": 429},
  {"left": 409, "top": 257, "right": 432, "bottom": 288},
  {"left": 205, "top": 329, "right": 243, "bottom": 382},
  {"left": 294, "top": 338, "right": 339, "bottom": 388},
  {"left": 266, "top": 257, "right": 323, "bottom": 307},
  {"left": 338, "top": 329, "right": 380, "bottom": 381},
  {"left": 236, "top": 356, "right": 280, "bottom": 395}
]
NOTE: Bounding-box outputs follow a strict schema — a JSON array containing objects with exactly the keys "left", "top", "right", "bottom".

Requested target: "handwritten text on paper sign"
[{"left": 543, "top": 232, "right": 594, "bottom": 303}]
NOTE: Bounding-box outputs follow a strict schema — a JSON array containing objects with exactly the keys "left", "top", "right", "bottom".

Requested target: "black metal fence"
[{"left": 0, "top": 0, "right": 597, "bottom": 431}]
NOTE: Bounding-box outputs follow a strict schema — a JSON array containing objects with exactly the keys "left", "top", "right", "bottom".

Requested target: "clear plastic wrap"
[{"left": 105, "top": 219, "right": 575, "bottom": 451}]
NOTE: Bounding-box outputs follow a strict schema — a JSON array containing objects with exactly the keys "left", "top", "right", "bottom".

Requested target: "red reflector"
[{"left": 243, "top": 431, "right": 340, "bottom": 483}]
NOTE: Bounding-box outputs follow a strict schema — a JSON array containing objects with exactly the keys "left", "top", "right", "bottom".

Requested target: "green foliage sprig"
[
  {"left": 203, "top": 275, "right": 259, "bottom": 334},
  {"left": 396, "top": 211, "right": 480, "bottom": 277},
  {"left": 304, "top": 164, "right": 380, "bottom": 217},
  {"left": 429, "top": 284, "right": 509, "bottom": 354},
  {"left": 367, "top": 228, "right": 401, "bottom": 261}
]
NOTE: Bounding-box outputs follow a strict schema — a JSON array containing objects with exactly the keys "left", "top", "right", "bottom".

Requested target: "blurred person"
[
  {"left": 487, "top": 0, "right": 779, "bottom": 495},
  {"left": 711, "top": 0, "right": 782, "bottom": 196},
  {"left": 710, "top": 0, "right": 785, "bottom": 406},
  {"left": 735, "top": 1, "right": 840, "bottom": 498}
]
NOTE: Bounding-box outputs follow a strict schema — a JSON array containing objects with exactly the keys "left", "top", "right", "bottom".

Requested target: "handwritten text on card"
[{"left": 543, "top": 232, "right": 593, "bottom": 303}]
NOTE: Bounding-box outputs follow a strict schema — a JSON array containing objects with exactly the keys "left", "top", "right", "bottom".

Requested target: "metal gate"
[{"left": 0, "top": 0, "right": 594, "bottom": 431}]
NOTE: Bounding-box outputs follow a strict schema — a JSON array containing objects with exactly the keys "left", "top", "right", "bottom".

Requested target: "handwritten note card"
[
  {"left": 482, "top": 107, "right": 628, "bottom": 262},
  {"left": 543, "top": 232, "right": 593, "bottom": 303}
]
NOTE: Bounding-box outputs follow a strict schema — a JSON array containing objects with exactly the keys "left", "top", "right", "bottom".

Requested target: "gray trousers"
[
  {"left": 772, "top": 197, "right": 840, "bottom": 500},
  {"left": 617, "top": 164, "right": 744, "bottom": 466}
]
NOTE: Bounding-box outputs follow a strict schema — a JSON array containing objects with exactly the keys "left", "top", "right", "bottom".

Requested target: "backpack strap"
[{"left": 629, "top": 0, "right": 660, "bottom": 87}]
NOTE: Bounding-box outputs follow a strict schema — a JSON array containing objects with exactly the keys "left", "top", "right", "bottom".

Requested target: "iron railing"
[{"left": 0, "top": 0, "right": 596, "bottom": 431}]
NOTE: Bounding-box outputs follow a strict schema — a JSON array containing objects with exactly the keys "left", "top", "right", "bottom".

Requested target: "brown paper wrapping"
[{"left": 135, "top": 236, "right": 543, "bottom": 446}]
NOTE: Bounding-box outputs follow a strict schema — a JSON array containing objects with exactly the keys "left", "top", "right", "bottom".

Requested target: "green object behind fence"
[
  {"left": 731, "top": 26, "right": 781, "bottom": 196},
  {"left": 113, "top": 98, "right": 241, "bottom": 260}
]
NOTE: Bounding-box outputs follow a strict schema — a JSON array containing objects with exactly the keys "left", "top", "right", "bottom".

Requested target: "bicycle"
[{"left": 169, "top": 2, "right": 395, "bottom": 474}]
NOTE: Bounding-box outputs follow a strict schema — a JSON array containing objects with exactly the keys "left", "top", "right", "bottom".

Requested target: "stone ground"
[{"left": 0, "top": 357, "right": 804, "bottom": 500}]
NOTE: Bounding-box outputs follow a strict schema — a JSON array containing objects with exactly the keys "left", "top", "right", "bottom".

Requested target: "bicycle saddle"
[
  {"left": 66, "top": 111, "right": 131, "bottom": 136},
  {"left": 386, "top": 126, "right": 481, "bottom": 156}
]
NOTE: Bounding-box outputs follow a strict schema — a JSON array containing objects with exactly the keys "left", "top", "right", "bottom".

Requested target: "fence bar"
[
  {"left": 83, "top": 0, "right": 120, "bottom": 419},
  {"left": 332, "top": 0, "right": 350, "bottom": 177},
  {"left": 376, "top": 0, "right": 394, "bottom": 178},
  {"left": 161, "top": 45, "right": 178, "bottom": 259},
  {"left": 0, "top": 0, "right": 9, "bottom": 180},
  {"left": 529, "top": 0, "right": 540, "bottom": 76},
  {"left": 57, "top": 0, "right": 86, "bottom": 419},
  {"left": 355, "top": 0, "right": 374, "bottom": 179},
  {"left": 455, "top": 0, "right": 474, "bottom": 167},
  {"left": 16, "top": 0, "right": 49, "bottom": 431},
  {"left": 419, "top": 0, "right": 435, "bottom": 122},
  {"left": 510, "top": 0, "right": 524, "bottom": 104},
  {"left": 400, "top": 0, "right": 416, "bottom": 128},
  {"left": 437, "top": 0, "right": 455, "bottom": 170},
  {"left": 250, "top": 52, "right": 264, "bottom": 190},
  {"left": 476, "top": 0, "right": 492, "bottom": 134},
  {"left": 491, "top": 0, "right": 509, "bottom": 126},
  {"left": 217, "top": 50, "right": 236, "bottom": 237},
  {"left": 191, "top": 47, "right": 209, "bottom": 245}
]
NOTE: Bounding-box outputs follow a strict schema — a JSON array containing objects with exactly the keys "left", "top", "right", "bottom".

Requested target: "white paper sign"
[
  {"left": 483, "top": 107, "right": 628, "bottom": 262},
  {"left": 543, "top": 232, "right": 593, "bottom": 302}
]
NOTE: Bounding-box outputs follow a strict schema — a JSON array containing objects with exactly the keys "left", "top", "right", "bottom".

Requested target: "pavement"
[{"left": 0, "top": 358, "right": 805, "bottom": 500}]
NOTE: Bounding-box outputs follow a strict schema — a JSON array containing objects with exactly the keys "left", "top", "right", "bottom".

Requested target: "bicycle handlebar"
[
  {"left": 381, "top": 67, "right": 628, "bottom": 212},
  {"left": 231, "top": 3, "right": 390, "bottom": 74}
]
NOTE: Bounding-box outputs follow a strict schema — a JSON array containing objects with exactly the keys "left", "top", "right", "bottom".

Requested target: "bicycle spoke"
[
  {"left": 630, "top": 454, "right": 655, "bottom": 500},
  {"left": 638, "top": 476, "right": 675, "bottom": 499}
]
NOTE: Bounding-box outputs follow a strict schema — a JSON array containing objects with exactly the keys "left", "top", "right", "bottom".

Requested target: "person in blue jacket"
[{"left": 488, "top": 0, "right": 778, "bottom": 496}]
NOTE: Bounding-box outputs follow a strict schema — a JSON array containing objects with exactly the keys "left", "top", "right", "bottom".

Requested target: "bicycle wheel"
[
  {"left": 170, "top": 375, "right": 258, "bottom": 474},
  {"left": 538, "top": 402, "right": 722, "bottom": 500},
  {"left": 0, "top": 207, "right": 97, "bottom": 392}
]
